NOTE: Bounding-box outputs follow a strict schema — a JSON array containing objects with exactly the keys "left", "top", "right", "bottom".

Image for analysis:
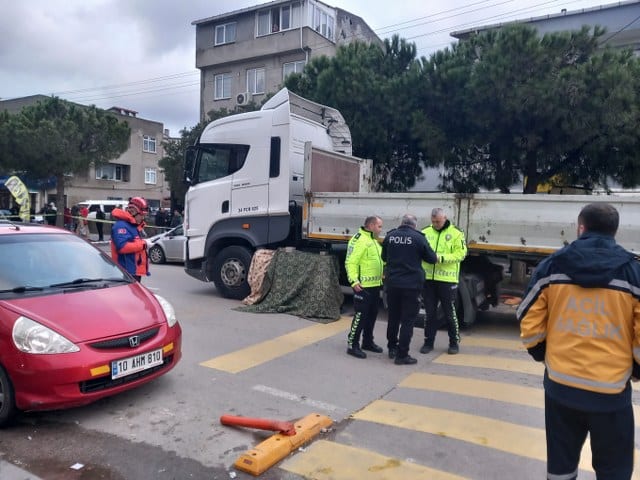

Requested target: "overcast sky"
[{"left": 0, "top": 0, "right": 610, "bottom": 136}]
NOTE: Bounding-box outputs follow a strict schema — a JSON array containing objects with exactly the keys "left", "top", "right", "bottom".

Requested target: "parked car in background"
[
  {"left": 0, "top": 222, "right": 182, "bottom": 426},
  {"left": 146, "top": 225, "right": 185, "bottom": 264},
  {"left": 0, "top": 209, "right": 43, "bottom": 223},
  {"left": 77, "top": 200, "right": 123, "bottom": 220}
]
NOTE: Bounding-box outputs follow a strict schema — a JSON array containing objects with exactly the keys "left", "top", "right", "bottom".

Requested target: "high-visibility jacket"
[
  {"left": 422, "top": 221, "right": 467, "bottom": 283},
  {"left": 345, "top": 227, "right": 383, "bottom": 288},
  {"left": 518, "top": 232, "right": 640, "bottom": 409}
]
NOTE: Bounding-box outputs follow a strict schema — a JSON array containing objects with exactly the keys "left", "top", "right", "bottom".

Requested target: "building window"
[
  {"left": 96, "top": 164, "right": 129, "bottom": 182},
  {"left": 247, "top": 68, "right": 265, "bottom": 94},
  {"left": 215, "top": 73, "right": 232, "bottom": 100},
  {"left": 312, "top": 4, "right": 334, "bottom": 41},
  {"left": 215, "top": 22, "right": 236, "bottom": 45},
  {"left": 283, "top": 60, "right": 305, "bottom": 80},
  {"left": 143, "top": 135, "right": 156, "bottom": 153},
  {"left": 145, "top": 168, "right": 157, "bottom": 185},
  {"left": 257, "top": 2, "right": 301, "bottom": 36}
]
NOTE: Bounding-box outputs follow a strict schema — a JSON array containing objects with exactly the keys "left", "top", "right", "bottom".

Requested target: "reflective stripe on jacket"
[
  {"left": 345, "top": 227, "right": 383, "bottom": 288},
  {"left": 518, "top": 233, "right": 640, "bottom": 399}
]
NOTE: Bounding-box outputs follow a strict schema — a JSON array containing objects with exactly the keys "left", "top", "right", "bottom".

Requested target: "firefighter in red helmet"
[{"left": 110, "top": 197, "right": 149, "bottom": 281}]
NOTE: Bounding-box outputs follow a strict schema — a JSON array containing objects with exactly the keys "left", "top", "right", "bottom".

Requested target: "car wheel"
[
  {"left": 211, "top": 246, "right": 252, "bottom": 299},
  {"left": 149, "top": 245, "right": 166, "bottom": 264},
  {"left": 0, "top": 365, "right": 17, "bottom": 428}
]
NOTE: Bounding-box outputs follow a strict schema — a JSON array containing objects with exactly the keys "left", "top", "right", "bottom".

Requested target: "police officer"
[
  {"left": 420, "top": 207, "right": 467, "bottom": 355},
  {"left": 382, "top": 214, "right": 437, "bottom": 365},
  {"left": 345, "top": 216, "right": 384, "bottom": 359}
]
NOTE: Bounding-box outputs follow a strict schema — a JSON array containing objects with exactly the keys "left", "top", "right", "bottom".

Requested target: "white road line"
[{"left": 252, "top": 384, "right": 346, "bottom": 414}]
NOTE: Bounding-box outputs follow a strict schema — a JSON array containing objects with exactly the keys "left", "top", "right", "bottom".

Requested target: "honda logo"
[{"left": 128, "top": 335, "right": 140, "bottom": 348}]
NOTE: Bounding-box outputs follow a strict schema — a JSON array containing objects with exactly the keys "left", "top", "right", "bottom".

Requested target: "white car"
[{"left": 145, "top": 225, "right": 185, "bottom": 264}]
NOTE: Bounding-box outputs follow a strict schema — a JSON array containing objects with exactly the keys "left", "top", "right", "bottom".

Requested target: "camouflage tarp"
[{"left": 235, "top": 249, "right": 343, "bottom": 322}]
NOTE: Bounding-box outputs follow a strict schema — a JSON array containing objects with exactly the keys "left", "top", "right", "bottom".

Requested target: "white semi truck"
[{"left": 182, "top": 88, "right": 640, "bottom": 325}]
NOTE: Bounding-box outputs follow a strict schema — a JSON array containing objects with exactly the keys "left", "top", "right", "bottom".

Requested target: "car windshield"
[{"left": 0, "top": 233, "right": 129, "bottom": 295}]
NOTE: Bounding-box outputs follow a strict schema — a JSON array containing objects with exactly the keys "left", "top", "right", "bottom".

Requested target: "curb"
[{"left": 0, "top": 460, "right": 43, "bottom": 480}]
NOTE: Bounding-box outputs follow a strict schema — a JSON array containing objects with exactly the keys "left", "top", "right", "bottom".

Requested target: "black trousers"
[
  {"left": 386, "top": 287, "right": 420, "bottom": 359},
  {"left": 347, "top": 286, "right": 380, "bottom": 348},
  {"left": 423, "top": 280, "right": 460, "bottom": 347},
  {"left": 545, "top": 393, "right": 634, "bottom": 480},
  {"left": 96, "top": 222, "right": 104, "bottom": 241}
]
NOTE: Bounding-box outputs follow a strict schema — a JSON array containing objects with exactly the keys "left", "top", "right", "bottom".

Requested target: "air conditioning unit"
[{"left": 236, "top": 92, "right": 251, "bottom": 106}]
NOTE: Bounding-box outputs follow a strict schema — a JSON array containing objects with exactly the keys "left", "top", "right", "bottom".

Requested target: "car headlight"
[
  {"left": 12, "top": 316, "right": 80, "bottom": 354},
  {"left": 154, "top": 294, "right": 177, "bottom": 327}
]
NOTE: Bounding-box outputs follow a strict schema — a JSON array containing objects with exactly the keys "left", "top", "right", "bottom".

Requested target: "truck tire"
[{"left": 212, "top": 246, "right": 252, "bottom": 299}]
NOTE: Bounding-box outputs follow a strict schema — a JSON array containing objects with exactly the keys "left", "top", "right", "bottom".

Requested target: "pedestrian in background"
[
  {"left": 170, "top": 208, "right": 183, "bottom": 228},
  {"left": 155, "top": 208, "right": 167, "bottom": 229},
  {"left": 518, "top": 203, "right": 640, "bottom": 479},
  {"left": 420, "top": 207, "right": 467, "bottom": 355},
  {"left": 344, "top": 215, "right": 384, "bottom": 359},
  {"left": 44, "top": 202, "right": 57, "bottom": 226},
  {"left": 63, "top": 206, "right": 72, "bottom": 230},
  {"left": 95, "top": 206, "right": 106, "bottom": 241},
  {"left": 382, "top": 213, "right": 437, "bottom": 365},
  {"left": 76, "top": 205, "right": 89, "bottom": 239},
  {"left": 70, "top": 204, "right": 80, "bottom": 232}
]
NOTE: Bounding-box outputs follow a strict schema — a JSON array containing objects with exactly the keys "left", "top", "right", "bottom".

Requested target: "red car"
[{"left": 0, "top": 221, "right": 182, "bottom": 426}]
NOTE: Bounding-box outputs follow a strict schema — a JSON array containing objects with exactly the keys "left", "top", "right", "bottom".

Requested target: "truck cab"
[{"left": 182, "top": 88, "right": 356, "bottom": 298}]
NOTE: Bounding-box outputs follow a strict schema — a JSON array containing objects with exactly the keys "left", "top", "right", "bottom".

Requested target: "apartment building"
[
  {"left": 452, "top": 0, "right": 640, "bottom": 54},
  {"left": 192, "top": 0, "right": 381, "bottom": 118},
  {"left": 0, "top": 96, "right": 170, "bottom": 212}
]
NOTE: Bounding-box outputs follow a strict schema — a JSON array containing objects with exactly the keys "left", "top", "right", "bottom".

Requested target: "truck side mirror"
[{"left": 184, "top": 147, "right": 197, "bottom": 185}]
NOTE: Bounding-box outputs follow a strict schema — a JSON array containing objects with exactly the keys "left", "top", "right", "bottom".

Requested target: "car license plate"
[{"left": 111, "top": 349, "right": 163, "bottom": 380}]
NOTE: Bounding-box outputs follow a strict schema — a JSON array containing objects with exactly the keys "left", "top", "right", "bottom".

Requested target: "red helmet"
[{"left": 128, "top": 197, "right": 149, "bottom": 215}]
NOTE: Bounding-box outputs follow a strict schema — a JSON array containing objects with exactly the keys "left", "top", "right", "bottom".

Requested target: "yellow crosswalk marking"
[
  {"left": 353, "top": 399, "right": 595, "bottom": 472},
  {"left": 432, "top": 355, "right": 640, "bottom": 408},
  {"left": 459, "top": 335, "right": 524, "bottom": 351},
  {"left": 400, "top": 373, "right": 544, "bottom": 408},
  {"left": 434, "top": 353, "right": 545, "bottom": 376},
  {"left": 281, "top": 439, "right": 467, "bottom": 480},
  {"left": 200, "top": 317, "right": 350, "bottom": 373}
]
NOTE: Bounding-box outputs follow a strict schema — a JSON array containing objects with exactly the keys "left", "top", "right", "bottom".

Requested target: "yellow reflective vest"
[
  {"left": 421, "top": 222, "right": 467, "bottom": 283},
  {"left": 345, "top": 227, "right": 383, "bottom": 288}
]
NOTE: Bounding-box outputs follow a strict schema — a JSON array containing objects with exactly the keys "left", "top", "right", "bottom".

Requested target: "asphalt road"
[{"left": 0, "top": 259, "right": 635, "bottom": 479}]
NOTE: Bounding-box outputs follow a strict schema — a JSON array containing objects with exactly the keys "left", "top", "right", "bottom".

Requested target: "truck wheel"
[{"left": 212, "top": 246, "right": 252, "bottom": 299}]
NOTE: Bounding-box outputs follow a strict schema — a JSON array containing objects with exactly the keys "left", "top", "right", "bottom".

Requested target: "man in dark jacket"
[
  {"left": 518, "top": 202, "right": 640, "bottom": 479},
  {"left": 382, "top": 213, "right": 438, "bottom": 365}
]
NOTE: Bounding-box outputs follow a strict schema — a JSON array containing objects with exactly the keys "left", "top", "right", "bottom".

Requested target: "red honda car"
[{"left": 0, "top": 221, "right": 182, "bottom": 426}]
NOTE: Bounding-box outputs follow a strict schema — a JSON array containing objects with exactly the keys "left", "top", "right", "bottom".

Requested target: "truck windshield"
[{"left": 196, "top": 144, "right": 249, "bottom": 184}]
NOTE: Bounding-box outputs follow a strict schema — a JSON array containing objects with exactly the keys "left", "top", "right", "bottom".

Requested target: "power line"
[
  {"left": 374, "top": 0, "right": 501, "bottom": 34},
  {"left": 19, "top": 1, "right": 609, "bottom": 107},
  {"left": 53, "top": 71, "right": 198, "bottom": 96}
]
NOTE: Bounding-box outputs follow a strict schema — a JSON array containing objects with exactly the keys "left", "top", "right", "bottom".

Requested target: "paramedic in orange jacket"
[
  {"left": 110, "top": 197, "right": 149, "bottom": 282},
  {"left": 518, "top": 203, "right": 640, "bottom": 480}
]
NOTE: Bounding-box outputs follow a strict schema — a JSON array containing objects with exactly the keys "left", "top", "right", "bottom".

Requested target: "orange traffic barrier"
[{"left": 220, "top": 412, "right": 333, "bottom": 476}]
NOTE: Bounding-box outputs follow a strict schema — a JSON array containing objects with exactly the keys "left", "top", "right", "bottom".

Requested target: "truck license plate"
[{"left": 111, "top": 349, "right": 163, "bottom": 379}]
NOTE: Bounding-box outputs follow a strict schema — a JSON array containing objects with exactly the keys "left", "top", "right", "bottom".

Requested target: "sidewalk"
[{"left": 0, "top": 459, "right": 43, "bottom": 480}]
